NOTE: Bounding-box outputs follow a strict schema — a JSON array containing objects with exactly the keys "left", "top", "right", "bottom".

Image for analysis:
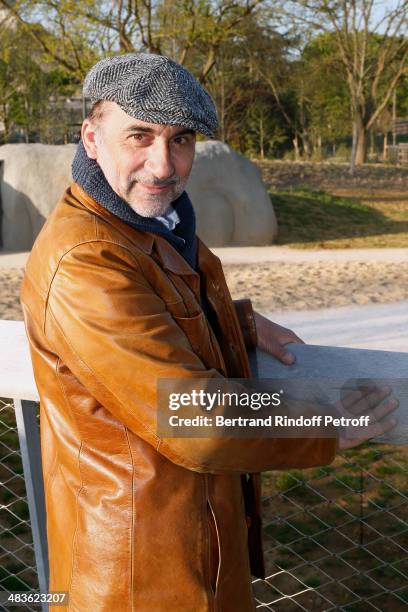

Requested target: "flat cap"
[{"left": 83, "top": 53, "right": 218, "bottom": 138}]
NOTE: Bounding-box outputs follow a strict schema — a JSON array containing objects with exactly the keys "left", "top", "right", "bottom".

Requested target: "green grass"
[
  {"left": 261, "top": 443, "right": 408, "bottom": 607},
  {"left": 375, "top": 464, "right": 406, "bottom": 476},
  {"left": 332, "top": 474, "right": 364, "bottom": 491},
  {"left": 270, "top": 187, "right": 408, "bottom": 248},
  {"left": 275, "top": 470, "right": 305, "bottom": 491}
]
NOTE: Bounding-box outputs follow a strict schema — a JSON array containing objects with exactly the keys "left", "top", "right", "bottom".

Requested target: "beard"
[{"left": 121, "top": 172, "right": 188, "bottom": 217}]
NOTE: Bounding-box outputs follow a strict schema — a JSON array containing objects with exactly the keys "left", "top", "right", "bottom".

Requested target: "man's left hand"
[{"left": 254, "top": 311, "right": 304, "bottom": 365}]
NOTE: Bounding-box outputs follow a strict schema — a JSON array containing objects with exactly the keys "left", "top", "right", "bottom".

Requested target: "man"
[{"left": 20, "top": 54, "right": 396, "bottom": 611}]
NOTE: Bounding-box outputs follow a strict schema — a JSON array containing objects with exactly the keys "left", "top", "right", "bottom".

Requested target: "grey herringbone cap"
[{"left": 83, "top": 53, "right": 218, "bottom": 138}]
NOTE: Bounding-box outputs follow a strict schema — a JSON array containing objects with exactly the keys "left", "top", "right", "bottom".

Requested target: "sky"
[{"left": 370, "top": 0, "right": 407, "bottom": 32}]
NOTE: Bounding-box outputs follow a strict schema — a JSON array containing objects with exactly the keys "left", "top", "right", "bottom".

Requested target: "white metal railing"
[{"left": 0, "top": 320, "right": 47, "bottom": 612}]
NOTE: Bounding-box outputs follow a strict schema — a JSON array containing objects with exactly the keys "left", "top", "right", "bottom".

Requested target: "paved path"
[
  {"left": 0, "top": 251, "right": 30, "bottom": 268},
  {"left": 213, "top": 246, "right": 408, "bottom": 264},
  {"left": 1, "top": 247, "right": 407, "bottom": 268},
  {"left": 264, "top": 300, "right": 408, "bottom": 352}
]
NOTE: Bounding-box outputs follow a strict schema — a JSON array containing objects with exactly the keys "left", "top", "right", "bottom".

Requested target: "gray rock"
[
  {"left": 0, "top": 141, "right": 277, "bottom": 251},
  {"left": 0, "top": 144, "right": 77, "bottom": 251},
  {"left": 189, "top": 141, "right": 277, "bottom": 246}
]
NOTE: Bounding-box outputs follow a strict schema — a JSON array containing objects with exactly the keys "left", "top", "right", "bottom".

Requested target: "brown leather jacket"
[{"left": 20, "top": 184, "right": 337, "bottom": 612}]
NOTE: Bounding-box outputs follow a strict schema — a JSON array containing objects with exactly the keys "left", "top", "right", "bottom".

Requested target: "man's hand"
[
  {"left": 336, "top": 385, "right": 398, "bottom": 450},
  {"left": 254, "top": 311, "right": 304, "bottom": 365}
]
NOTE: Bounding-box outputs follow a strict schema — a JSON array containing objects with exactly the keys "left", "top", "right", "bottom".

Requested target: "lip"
[{"left": 138, "top": 184, "right": 172, "bottom": 193}]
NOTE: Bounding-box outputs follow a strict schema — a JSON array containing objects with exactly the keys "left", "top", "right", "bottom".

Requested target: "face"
[{"left": 81, "top": 101, "right": 196, "bottom": 217}]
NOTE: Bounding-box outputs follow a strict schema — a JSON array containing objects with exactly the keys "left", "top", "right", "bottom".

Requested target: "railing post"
[{"left": 14, "top": 399, "right": 49, "bottom": 612}]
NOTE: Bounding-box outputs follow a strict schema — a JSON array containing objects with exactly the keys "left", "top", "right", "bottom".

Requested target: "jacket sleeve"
[
  {"left": 233, "top": 298, "right": 258, "bottom": 349},
  {"left": 45, "top": 240, "right": 338, "bottom": 474}
]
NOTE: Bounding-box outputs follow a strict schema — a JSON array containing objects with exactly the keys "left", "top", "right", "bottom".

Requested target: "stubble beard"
[{"left": 122, "top": 173, "right": 189, "bottom": 217}]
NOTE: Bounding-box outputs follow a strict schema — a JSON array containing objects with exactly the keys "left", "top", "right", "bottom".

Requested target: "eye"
[
  {"left": 172, "top": 135, "right": 192, "bottom": 145},
  {"left": 132, "top": 133, "right": 146, "bottom": 141}
]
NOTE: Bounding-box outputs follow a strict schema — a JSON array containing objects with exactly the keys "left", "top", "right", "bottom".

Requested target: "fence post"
[{"left": 14, "top": 399, "right": 49, "bottom": 612}]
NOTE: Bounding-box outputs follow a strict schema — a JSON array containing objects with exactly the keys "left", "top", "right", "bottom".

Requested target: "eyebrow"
[{"left": 124, "top": 126, "right": 196, "bottom": 137}]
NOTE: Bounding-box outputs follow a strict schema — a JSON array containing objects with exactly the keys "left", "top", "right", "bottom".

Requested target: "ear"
[{"left": 81, "top": 119, "right": 99, "bottom": 159}]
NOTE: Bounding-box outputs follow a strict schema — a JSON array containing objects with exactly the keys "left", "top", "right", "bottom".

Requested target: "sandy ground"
[
  {"left": 1, "top": 260, "right": 407, "bottom": 321},
  {"left": 222, "top": 260, "right": 408, "bottom": 312},
  {"left": 1, "top": 269, "right": 24, "bottom": 320}
]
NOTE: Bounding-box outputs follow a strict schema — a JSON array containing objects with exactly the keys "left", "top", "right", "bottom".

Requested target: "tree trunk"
[
  {"left": 315, "top": 133, "right": 322, "bottom": 160},
  {"left": 354, "top": 115, "right": 367, "bottom": 165},
  {"left": 219, "top": 51, "right": 225, "bottom": 142},
  {"left": 301, "top": 132, "right": 311, "bottom": 159},
  {"left": 382, "top": 132, "right": 388, "bottom": 161},
  {"left": 259, "top": 117, "right": 264, "bottom": 160},
  {"left": 24, "top": 95, "right": 29, "bottom": 143},
  {"left": 369, "top": 129, "right": 375, "bottom": 159},
  {"left": 1, "top": 104, "right": 9, "bottom": 143},
  {"left": 293, "top": 134, "right": 300, "bottom": 161}
]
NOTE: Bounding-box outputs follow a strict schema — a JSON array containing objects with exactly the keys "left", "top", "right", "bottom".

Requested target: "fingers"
[
  {"left": 255, "top": 317, "right": 305, "bottom": 363},
  {"left": 338, "top": 395, "right": 398, "bottom": 450},
  {"left": 380, "top": 416, "right": 398, "bottom": 434},
  {"left": 361, "top": 415, "right": 397, "bottom": 440},
  {"left": 338, "top": 385, "right": 392, "bottom": 415},
  {"left": 368, "top": 397, "right": 399, "bottom": 423},
  {"left": 339, "top": 416, "right": 397, "bottom": 450},
  {"left": 283, "top": 333, "right": 305, "bottom": 346},
  {"left": 270, "top": 339, "right": 296, "bottom": 365},
  {"left": 338, "top": 385, "right": 377, "bottom": 411},
  {"left": 279, "top": 346, "right": 296, "bottom": 365}
]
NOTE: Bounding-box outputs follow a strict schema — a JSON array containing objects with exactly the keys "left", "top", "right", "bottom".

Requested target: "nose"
[{"left": 144, "top": 140, "right": 175, "bottom": 180}]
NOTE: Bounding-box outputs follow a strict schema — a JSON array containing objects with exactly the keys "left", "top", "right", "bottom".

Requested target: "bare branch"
[{"left": 0, "top": 0, "right": 80, "bottom": 75}]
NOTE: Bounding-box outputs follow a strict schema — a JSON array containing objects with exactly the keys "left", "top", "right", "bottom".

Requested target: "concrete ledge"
[
  {"left": 1, "top": 320, "right": 406, "bottom": 445},
  {"left": 212, "top": 246, "right": 408, "bottom": 264},
  {"left": 0, "top": 320, "right": 39, "bottom": 401},
  {"left": 251, "top": 344, "right": 408, "bottom": 445}
]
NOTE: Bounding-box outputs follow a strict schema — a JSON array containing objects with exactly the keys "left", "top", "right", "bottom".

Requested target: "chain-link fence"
[
  {"left": 1, "top": 398, "right": 408, "bottom": 611},
  {"left": 0, "top": 399, "right": 40, "bottom": 612},
  {"left": 256, "top": 444, "right": 408, "bottom": 610}
]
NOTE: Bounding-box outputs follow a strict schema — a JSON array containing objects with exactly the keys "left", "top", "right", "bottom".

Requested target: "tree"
[
  {"left": 0, "top": 1, "right": 99, "bottom": 81},
  {"left": 203, "top": 12, "right": 292, "bottom": 156},
  {"left": 286, "top": 0, "right": 408, "bottom": 167},
  {"left": 214, "top": 12, "right": 306, "bottom": 157},
  {"left": 0, "top": 0, "right": 267, "bottom": 84},
  {"left": 0, "top": 8, "right": 85, "bottom": 143},
  {"left": 300, "top": 32, "right": 351, "bottom": 158}
]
